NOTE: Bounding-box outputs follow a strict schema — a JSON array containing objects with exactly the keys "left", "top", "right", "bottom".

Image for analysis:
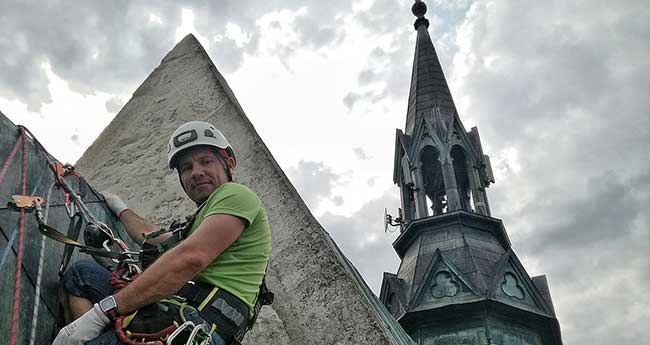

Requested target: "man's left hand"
[{"left": 52, "top": 303, "right": 110, "bottom": 345}]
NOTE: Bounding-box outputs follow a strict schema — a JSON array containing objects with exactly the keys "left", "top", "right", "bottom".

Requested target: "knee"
[{"left": 61, "top": 259, "right": 112, "bottom": 303}]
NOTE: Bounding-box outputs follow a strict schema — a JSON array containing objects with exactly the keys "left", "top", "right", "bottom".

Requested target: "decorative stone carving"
[
  {"left": 501, "top": 272, "right": 525, "bottom": 299},
  {"left": 430, "top": 271, "right": 460, "bottom": 299}
]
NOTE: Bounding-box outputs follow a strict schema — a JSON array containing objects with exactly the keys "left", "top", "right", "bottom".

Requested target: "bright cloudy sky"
[{"left": 1, "top": 0, "right": 648, "bottom": 344}]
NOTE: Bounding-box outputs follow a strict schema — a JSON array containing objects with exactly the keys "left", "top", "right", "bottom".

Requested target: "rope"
[
  {"left": 0, "top": 171, "right": 45, "bottom": 273},
  {"left": 0, "top": 129, "right": 31, "bottom": 274},
  {"left": 0, "top": 128, "right": 24, "bottom": 272},
  {"left": 9, "top": 128, "right": 26, "bottom": 345},
  {"left": 0, "top": 128, "right": 23, "bottom": 184},
  {"left": 0, "top": 227, "right": 18, "bottom": 272},
  {"left": 28, "top": 181, "right": 55, "bottom": 345}
]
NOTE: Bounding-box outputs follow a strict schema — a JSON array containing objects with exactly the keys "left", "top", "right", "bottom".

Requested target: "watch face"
[{"left": 100, "top": 296, "right": 117, "bottom": 312}]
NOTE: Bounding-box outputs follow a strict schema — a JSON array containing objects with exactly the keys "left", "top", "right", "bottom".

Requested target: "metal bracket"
[{"left": 9, "top": 195, "right": 44, "bottom": 211}]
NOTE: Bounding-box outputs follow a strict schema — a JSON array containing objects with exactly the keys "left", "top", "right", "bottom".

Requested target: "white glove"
[
  {"left": 52, "top": 303, "right": 110, "bottom": 345},
  {"left": 102, "top": 191, "right": 129, "bottom": 217}
]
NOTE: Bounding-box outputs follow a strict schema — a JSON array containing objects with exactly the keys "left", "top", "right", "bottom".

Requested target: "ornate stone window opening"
[
  {"left": 420, "top": 146, "right": 446, "bottom": 216},
  {"left": 501, "top": 272, "right": 525, "bottom": 299},
  {"left": 451, "top": 145, "right": 473, "bottom": 212},
  {"left": 400, "top": 150, "right": 417, "bottom": 221},
  {"left": 387, "top": 292, "right": 399, "bottom": 314},
  {"left": 430, "top": 270, "right": 459, "bottom": 299}
]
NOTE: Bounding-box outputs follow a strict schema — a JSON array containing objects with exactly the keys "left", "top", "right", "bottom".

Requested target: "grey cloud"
[
  {"left": 346, "top": 1, "right": 471, "bottom": 108},
  {"left": 342, "top": 92, "right": 360, "bottom": 109},
  {"left": 191, "top": 0, "right": 349, "bottom": 71},
  {"left": 70, "top": 133, "right": 80, "bottom": 144},
  {"left": 355, "top": 0, "right": 411, "bottom": 36},
  {"left": 0, "top": 1, "right": 182, "bottom": 111},
  {"left": 319, "top": 190, "right": 401, "bottom": 291},
  {"left": 1, "top": 0, "right": 355, "bottom": 110},
  {"left": 287, "top": 160, "right": 342, "bottom": 209},
  {"left": 210, "top": 38, "right": 246, "bottom": 74},
  {"left": 353, "top": 147, "right": 370, "bottom": 160},
  {"left": 105, "top": 96, "right": 124, "bottom": 113},
  {"left": 358, "top": 68, "right": 377, "bottom": 84},
  {"left": 342, "top": 89, "right": 388, "bottom": 110}
]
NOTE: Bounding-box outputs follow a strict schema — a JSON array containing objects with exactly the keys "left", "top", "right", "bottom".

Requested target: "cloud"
[
  {"left": 342, "top": 92, "right": 361, "bottom": 109},
  {"left": 343, "top": 0, "right": 472, "bottom": 109},
  {"left": 287, "top": 160, "right": 342, "bottom": 209},
  {"left": 0, "top": 0, "right": 355, "bottom": 110},
  {"left": 105, "top": 96, "right": 124, "bottom": 113},
  {"left": 320, "top": 190, "right": 401, "bottom": 291},
  {"left": 450, "top": 1, "right": 650, "bottom": 344},
  {"left": 353, "top": 147, "right": 370, "bottom": 160},
  {"left": 0, "top": 1, "right": 182, "bottom": 111}
]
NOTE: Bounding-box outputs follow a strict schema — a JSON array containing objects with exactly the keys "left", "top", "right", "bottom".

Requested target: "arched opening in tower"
[
  {"left": 420, "top": 146, "right": 446, "bottom": 216},
  {"left": 451, "top": 145, "right": 472, "bottom": 211}
]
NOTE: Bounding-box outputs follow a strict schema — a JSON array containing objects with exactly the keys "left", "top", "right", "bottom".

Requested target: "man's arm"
[
  {"left": 102, "top": 191, "right": 170, "bottom": 244},
  {"left": 118, "top": 209, "right": 170, "bottom": 244},
  {"left": 112, "top": 213, "right": 245, "bottom": 314}
]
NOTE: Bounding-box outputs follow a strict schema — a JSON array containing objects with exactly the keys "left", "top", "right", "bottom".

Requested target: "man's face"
[{"left": 177, "top": 146, "right": 235, "bottom": 204}]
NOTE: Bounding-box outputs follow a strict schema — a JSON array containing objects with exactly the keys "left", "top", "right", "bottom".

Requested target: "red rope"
[
  {"left": 115, "top": 316, "right": 168, "bottom": 345},
  {"left": 9, "top": 128, "right": 26, "bottom": 345},
  {"left": 0, "top": 130, "right": 23, "bottom": 184}
]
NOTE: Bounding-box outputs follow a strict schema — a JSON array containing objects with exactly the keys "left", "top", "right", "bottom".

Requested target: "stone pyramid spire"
[
  {"left": 75, "top": 34, "right": 414, "bottom": 345},
  {"left": 405, "top": 0, "right": 458, "bottom": 136}
]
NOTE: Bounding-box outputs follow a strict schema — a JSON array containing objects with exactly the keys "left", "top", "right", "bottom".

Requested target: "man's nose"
[{"left": 190, "top": 163, "right": 205, "bottom": 178}]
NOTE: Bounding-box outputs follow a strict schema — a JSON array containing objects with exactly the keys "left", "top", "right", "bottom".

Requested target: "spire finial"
[{"left": 412, "top": 0, "right": 429, "bottom": 30}]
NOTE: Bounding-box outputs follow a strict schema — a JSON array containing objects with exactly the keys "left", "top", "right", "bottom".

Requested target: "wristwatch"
[{"left": 98, "top": 295, "right": 119, "bottom": 319}]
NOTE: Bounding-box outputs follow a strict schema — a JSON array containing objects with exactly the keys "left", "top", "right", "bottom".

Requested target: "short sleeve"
[{"left": 201, "top": 183, "right": 262, "bottom": 226}]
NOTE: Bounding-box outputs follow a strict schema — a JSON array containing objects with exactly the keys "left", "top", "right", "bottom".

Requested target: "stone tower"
[{"left": 379, "top": 1, "right": 563, "bottom": 344}]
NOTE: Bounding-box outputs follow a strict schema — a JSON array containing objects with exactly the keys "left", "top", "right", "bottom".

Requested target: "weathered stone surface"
[{"left": 75, "top": 34, "right": 407, "bottom": 345}]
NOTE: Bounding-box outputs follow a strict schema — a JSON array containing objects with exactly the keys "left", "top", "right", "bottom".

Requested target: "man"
[{"left": 54, "top": 121, "right": 272, "bottom": 345}]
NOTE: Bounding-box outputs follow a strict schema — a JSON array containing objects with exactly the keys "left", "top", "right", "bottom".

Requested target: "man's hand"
[
  {"left": 102, "top": 191, "right": 129, "bottom": 217},
  {"left": 52, "top": 303, "right": 110, "bottom": 345}
]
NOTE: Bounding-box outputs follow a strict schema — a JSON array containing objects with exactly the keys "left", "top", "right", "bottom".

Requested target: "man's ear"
[{"left": 227, "top": 157, "right": 236, "bottom": 174}]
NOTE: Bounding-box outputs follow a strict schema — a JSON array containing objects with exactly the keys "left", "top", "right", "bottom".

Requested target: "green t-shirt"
[{"left": 187, "top": 182, "right": 271, "bottom": 313}]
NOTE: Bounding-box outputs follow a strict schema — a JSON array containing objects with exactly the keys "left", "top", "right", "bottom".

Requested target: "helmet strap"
[{"left": 215, "top": 151, "right": 233, "bottom": 182}]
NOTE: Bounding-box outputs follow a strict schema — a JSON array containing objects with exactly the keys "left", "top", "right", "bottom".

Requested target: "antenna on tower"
[{"left": 385, "top": 208, "right": 405, "bottom": 233}]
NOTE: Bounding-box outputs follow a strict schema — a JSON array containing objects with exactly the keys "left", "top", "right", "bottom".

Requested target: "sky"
[{"left": 1, "top": 0, "right": 648, "bottom": 344}]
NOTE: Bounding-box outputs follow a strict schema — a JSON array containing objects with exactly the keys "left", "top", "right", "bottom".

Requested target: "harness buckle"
[{"left": 8, "top": 195, "right": 44, "bottom": 211}]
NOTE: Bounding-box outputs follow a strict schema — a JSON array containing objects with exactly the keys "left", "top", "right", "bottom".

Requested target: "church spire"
[
  {"left": 405, "top": 0, "right": 458, "bottom": 136},
  {"left": 381, "top": 4, "right": 563, "bottom": 343},
  {"left": 393, "top": 1, "right": 494, "bottom": 222}
]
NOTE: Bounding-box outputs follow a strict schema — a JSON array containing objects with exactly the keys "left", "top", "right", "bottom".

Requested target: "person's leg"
[{"left": 60, "top": 260, "right": 113, "bottom": 322}]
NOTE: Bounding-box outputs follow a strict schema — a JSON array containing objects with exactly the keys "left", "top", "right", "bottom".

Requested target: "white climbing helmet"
[{"left": 167, "top": 121, "right": 236, "bottom": 169}]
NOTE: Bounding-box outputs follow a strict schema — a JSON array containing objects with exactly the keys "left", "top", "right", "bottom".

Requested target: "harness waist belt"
[{"left": 177, "top": 281, "right": 250, "bottom": 338}]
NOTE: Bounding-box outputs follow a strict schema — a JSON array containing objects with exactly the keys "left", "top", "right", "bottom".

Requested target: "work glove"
[
  {"left": 52, "top": 303, "right": 110, "bottom": 345},
  {"left": 102, "top": 191, "right": 129, "bottom": 217}
]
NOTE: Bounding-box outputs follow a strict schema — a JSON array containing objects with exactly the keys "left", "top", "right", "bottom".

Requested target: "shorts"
[{"left": 61, "top": 259, "right": 112, "bottom": 303}]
